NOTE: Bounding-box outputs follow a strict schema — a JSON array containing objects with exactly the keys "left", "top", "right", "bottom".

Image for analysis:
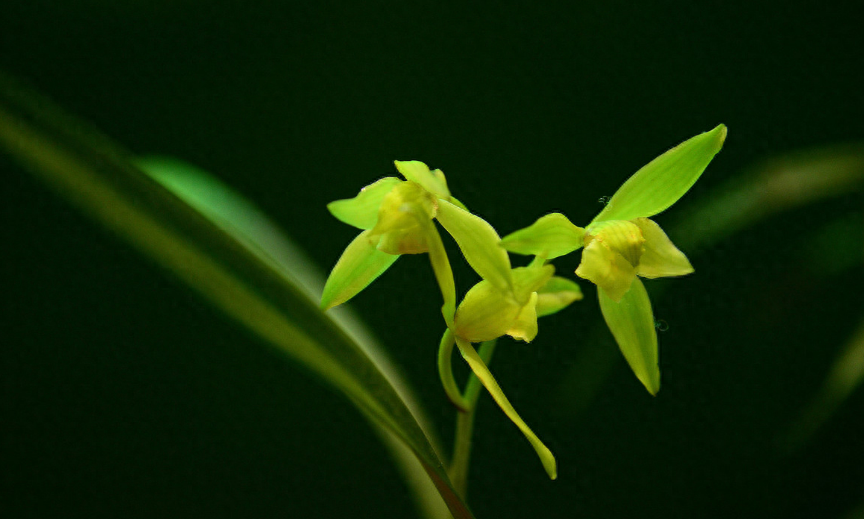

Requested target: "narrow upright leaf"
[
  {"left": 593, "top": 124, "right": 727, "bottom": 223},
  {"left": 598, "top": 278, "right": 660, "bottom": 395}
]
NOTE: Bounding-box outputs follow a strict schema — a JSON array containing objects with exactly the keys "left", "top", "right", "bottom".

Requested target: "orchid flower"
[
  {"left": 500, "top": 125, "right": 727, "bottom": 395},
  {"left": 321, "top": 160, "right": 513, "bottom": 329}
]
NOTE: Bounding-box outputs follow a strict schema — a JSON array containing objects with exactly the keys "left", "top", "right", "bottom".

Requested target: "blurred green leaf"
[{"left": 0, "top": 72, "right": 472, "bottom": 519}]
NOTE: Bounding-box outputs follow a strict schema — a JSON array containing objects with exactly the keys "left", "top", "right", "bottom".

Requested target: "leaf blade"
[{"left": 0, "top": 74, "right": 473, "bottom": 519}]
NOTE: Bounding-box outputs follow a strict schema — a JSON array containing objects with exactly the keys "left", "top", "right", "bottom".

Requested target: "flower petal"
[
  {"left": 511, "top": 264, "right": 555, "bottom": 304},
  {"left": 455, "top": 337, "right": 557, "bottom": 480},
  {"left": 453, "top": 279, "right": 519, "bottom": 343},
  {"left": 326, "top": 177, "right": 402, "bottom": 229},
  {"left": 320, "top": 230, "right": 399, "bottom": 310},
  {"left": 507, "top": 291, "right": 539, "bottom": 342},
  {"left": 500, "top": 213, "right": 585, "bottom": 259},
  {"left": 435, "top": 199, "right": 513, "bottom": 292},
  {"left": 394, "top": 160, "right": 451, "bottom": 199},
  {"left": 632, "top": 218, "right": 694, "bottom": 279},
  {"left": 536, "top": 276, "right": 583, "bottom": 317},
  {"left": 371, "top": 181, "right": 436, "bottom": 236},
  {"left": 598, "top": 277, "right": 660, "bottom": 395},
  {"left": 575, "top": 240, "right": 638, "bottom": 302},
  {"left": 593, "top": 124, "right": 727, "bottom": 223}
]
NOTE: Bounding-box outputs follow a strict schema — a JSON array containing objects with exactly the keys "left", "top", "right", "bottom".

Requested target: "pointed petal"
[
  {"left": 598, "top": 277, "right": 660, "bottom": 395},
  {"left": 500, "top": 213, "right": 585, "bottom": 259},
  {"left": 453, "top": 279, "right": 519, "bottom": 343},
  {"left": 327, "top": 177, "right": 402, "bottom": 229},
  {"left": 506, "top": 291, "right": 539, "bottom": 342},
  {"left": 632, "top": 218, "right": 694, "bottom": 278},
  {"left": 321, "top": 230, "right": 399, "bottom": 310},
  {"left": 536, "top": 276, "right": 583, "bottom": 317},
  {"left": 455, "top": 337, "right": 557, "bottom": 480},
  {"left": 394, "top": 160, "right": 451, "bottom": 199},
  {"left": 593, "top": 124, "right": 727, "bottom": 223},
  {"left": 435, "top": 199, "right": 513, "bottom": 292}
]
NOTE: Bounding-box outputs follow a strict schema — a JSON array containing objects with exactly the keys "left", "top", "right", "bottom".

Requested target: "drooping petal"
[
  {"left": 320, "top": 230, "right": 399, "bottom": 310},
  {"left": 632, "top": 218, "right": 694, "bottom": 279},
  {"left": 326, "top": 177, "right": 402, "bottom": 229},
  {"left": 455, "top": 337, "right": 558, "bottom": 480},
  {"left": 593, "top": 124, "right": 727, "bottom": 223},
  {"left": 500, "top": 213, "right": 585, "bottom": 260},
  {"left": 435, "top": 199, "right": 513, "bottom": 292},
  {"left": 394, "top": 160, "right": 451, "bottom": 199},
  {"left": 536, "top": 276, "right": 583, "bottom": 317},
  {"left": 598, "top": 277, "right": 660, "bottom": 395}
]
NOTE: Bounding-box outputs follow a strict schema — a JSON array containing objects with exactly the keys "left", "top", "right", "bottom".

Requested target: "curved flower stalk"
[
  {"left": 501, "top": 125, "right": 728, "bottom": 395},
  {"left": 437, "top": 263, "right": 583, "bottom": 480},
  {"left": 321, "top": 160, "right": 513, "bottom": 328}
]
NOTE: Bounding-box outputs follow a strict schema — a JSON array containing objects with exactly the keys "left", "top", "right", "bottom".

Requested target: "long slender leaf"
[{"left": 0, "top": 72, "right": 473, "bottom": 519}]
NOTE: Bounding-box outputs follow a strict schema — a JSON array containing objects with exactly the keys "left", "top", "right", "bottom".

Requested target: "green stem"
[
  {"left": 438, "top": 329, "right": 471, "bottom": 412},
  {"left": 449, "top": 339, "right": 497, "bottom": 499}
]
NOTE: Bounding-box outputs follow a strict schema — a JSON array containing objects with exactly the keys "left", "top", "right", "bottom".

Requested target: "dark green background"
[{"left": 2, "top": 1, "right": 863, "bottom": 517}]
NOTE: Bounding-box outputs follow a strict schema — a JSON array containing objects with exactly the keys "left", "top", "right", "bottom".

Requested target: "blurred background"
[{"left": 2, "top": 1, "right": 863, "bottom": 517}]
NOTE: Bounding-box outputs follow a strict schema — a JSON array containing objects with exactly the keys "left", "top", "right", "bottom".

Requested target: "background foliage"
[{"left": 2, "top": 1, "right": 863, "bottom": 518}]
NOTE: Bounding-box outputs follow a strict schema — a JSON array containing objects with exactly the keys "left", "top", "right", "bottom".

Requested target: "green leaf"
[
  {"left": 327, "top": 177, "right": 402, "bottom": 230},
  {"left": 500, "top": 213, "right": 584, "bottom": 259},
  {"left": 320, "top": 230, "right": 400, "bottom": 310},
  {"left": 593, "top": 124, "right": 727, "bottom": 223},
  {"left": 455, "top": 337, "right": 558, "bottom": 480},
  {"left": 0, "top": 73, "right": 473, "bottom": 519},
  {"left": 536, "top": 276, "right": 583, "bottom": 317},
  {"left": 435, "top": 199, "right": 513, "bottom": 292},
  {"left": 597, "top": 277, "right": 660, "bottom": 395}
]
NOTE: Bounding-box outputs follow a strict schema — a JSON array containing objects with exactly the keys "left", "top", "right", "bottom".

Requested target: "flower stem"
[
  {"left": 449, "top": 339, "right": 497, "bottom": 499},
  {"left": 438, "top": 329, "right": 471, "bottom": 412}
]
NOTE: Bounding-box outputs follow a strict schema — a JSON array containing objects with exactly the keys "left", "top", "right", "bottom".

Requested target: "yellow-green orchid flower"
[
  {"left": 437, "top": 263, "right": 583, "bottom": 480},
  {"left": 321, "top": 160, "right": 513, "bottom": 329},
  {"left": 501, "top": 125, "right": 727, "bottom": 395}
]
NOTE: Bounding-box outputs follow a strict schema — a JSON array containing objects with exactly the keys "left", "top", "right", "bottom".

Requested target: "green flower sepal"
[{"left": 501, "top": 125, "right": 727, "bottom": 395}]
